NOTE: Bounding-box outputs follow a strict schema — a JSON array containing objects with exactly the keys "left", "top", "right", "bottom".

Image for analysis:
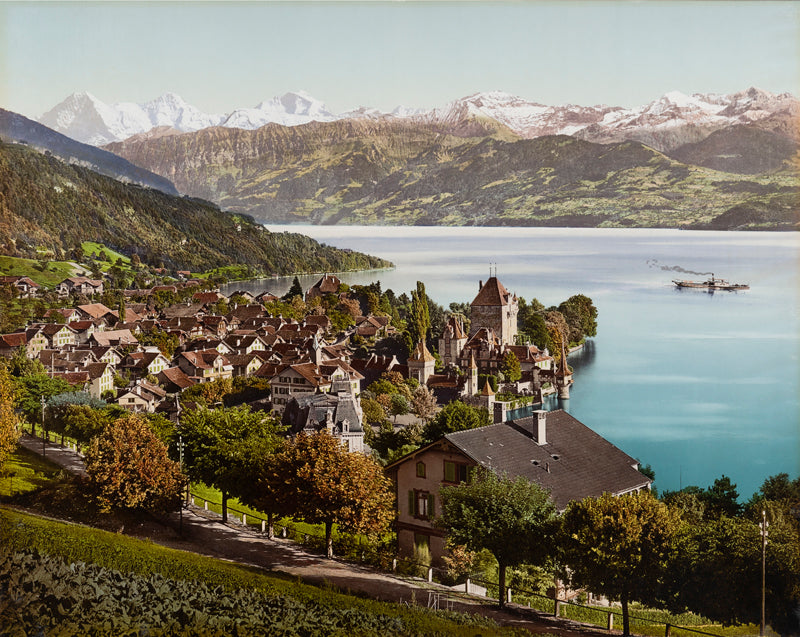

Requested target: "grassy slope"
[
  {"left": 0, "top": 508, "right": 508, "bottom": 636},
  {"left": 0, "top": 255, "right": 77, "bottom": 288},
  {"left": 0, "top": 446, "right": 64, "bottom": 497}
]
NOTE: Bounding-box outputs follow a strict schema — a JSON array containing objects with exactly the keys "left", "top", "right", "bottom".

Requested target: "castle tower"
[
  {"left": 469, "top": 277, "right": 518, "bottom": 346},
  {"left": 439, "top": 315, "right": 468, "bottom": 367},
  {"left": 407, "top": 340, "right": 436, "bottom": 386}
]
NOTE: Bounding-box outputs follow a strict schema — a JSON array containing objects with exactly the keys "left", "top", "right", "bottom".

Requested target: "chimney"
[
  {"left": 479, "top": 280, "right": 483, "bottom": 291},
  {"left": 534, "top": 409, "right": 547, "bottom": 445}
]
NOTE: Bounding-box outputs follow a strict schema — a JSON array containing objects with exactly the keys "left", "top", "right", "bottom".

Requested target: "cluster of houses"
[{"left": 2, "top": 272, "right": 648, "bottom": 564}]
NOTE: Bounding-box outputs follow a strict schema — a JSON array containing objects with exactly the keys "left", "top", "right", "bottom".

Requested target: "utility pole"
[
  {"left": 759, "top": 509, "right": 769, "bottom": 637},
  {"left": 40, "top": 395, "right": 46, "bottom": 457}
]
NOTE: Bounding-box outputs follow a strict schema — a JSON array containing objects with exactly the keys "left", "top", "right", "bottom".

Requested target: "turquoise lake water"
[{"left": 225, "top": 226, "right": 799, "bottom": 500}]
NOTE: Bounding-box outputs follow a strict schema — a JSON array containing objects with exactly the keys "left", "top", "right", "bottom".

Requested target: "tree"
[
  {"left": 282, "top": 276, "right": 303, "bottom": 301},
  {"left": 558, "top": 294, "right": 598, "bottom": 343},
  {"left": 704, "top": 474, "right": 741, "bottom": 518},
  {"left": 46, "top": 392, "right": 106, "bottom": 445},
  {"left": 422, "top": 400, "right": 490, "bottom": 443},
  {"left": 270, "top": 432, "right": 395, "bottom": 558},
  {"left": 62, "top": 404, "right": 111, "bottom": 446},
  {"left": 666, "top": 512, "right": 800, "bottom": 633},
  {"left": 438, "top": 469, "right": 557, "bottom": 608},
  {"left": 411, "top": 384, "right": 438, "bottom": 423},
  {"left": 0, "top": 368, "right": 20, "bottom": 468},
  {"left": 84, "top": 413, "right": 185, "bottom": 513},
  {"left": 408, "top": 282, "right": 431, "bottom": 347},
  {"left": 389, "top": 393, "right": 410, "bottom": 422},
  {"left": 561, "top": 491, "right": 680, "bottom": 636},
  {"left": 500, "top": 351, "right": 521, "bottom": 383},
  {"left": 13, "top": 373, "right": 73, "bottom": 428},
  {"left": 180, "top": 406, "right": 285, "bottom": 523}
]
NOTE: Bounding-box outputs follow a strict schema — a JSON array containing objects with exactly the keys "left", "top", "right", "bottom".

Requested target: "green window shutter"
[
  {"left": 444, "top": 461, "right": 455, "bottom": 482},
  {"left": 408, "top": 490, "right": 415, "bottom": 515},
  {"left": 427, "top": 493, "right": 435, "bottom": 518}
]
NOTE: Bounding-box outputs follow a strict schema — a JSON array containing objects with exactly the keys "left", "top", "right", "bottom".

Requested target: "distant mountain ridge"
[
  {"left": 104, "top": 118, "right": 798, "bottom": 231},
  {"left": 37, "top": 87, "right": 798, "bottom": 152},
  {"left": 0, "top": 108, "right": 178, "bottom": 194}
]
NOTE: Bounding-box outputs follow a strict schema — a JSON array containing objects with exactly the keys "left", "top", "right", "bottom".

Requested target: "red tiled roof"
[{"left": 471, "top": 277, "right": 512, "bottom": 307}]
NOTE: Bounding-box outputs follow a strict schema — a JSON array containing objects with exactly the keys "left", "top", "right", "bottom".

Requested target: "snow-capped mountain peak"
[{"left": 37, "top": 86, "right": 797, "bottom": 150}]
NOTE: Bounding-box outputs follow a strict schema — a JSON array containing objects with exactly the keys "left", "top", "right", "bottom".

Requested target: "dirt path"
[{"left": 136, "top": 505, "right": 611, "bottom": 636}]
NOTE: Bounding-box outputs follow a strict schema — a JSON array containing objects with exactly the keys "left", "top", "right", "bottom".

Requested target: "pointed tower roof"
[
  {"left": 556, "top": 337, "right": 572, "bottom": 378},
  {"left": 409, "top": 340, "right": 435, "bottom": 363},
  {"left": 468, "top": 349, "right": 478, "bottom": 370},
  {"left": 481, "top": 379, "right": 495, "bottom": 396},
  {"left": 471, "top": 277, "right": 511, "bottom": 307}
]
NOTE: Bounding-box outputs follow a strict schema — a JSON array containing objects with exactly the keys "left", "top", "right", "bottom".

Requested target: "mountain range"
[
  {"left": 37, "top": 88, "right": 799, "bottom": 152},
  {"left": 16, "top": 87, "right": 800, "bottom": 231},
  {"left": 0, "top": 109, "right": 178, "bottom": 194}
]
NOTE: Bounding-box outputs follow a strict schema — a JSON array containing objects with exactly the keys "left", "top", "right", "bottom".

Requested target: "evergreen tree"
[{"left": 282, "top": 276, "right": 304, "bottom": 301}]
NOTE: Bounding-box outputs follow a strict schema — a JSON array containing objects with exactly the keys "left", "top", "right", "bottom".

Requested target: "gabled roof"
[
  {"left": 471, "top": 277, "right": 513, "bottom": 307},
  {"left": 444, "top": 411, "right": 650, "bottom": 510},
  {"left": 77, "top": 303, "right": 115, "bottom": 320},
  {"left": 283, "top": 391, "right": 363, "bottom": 435},
  {"left": 91, "top": 329, "right": 138, "bottom": 347},
  {"left": 158, "top": 366, "right": 195, "bottom": 390},
  {"left": 308, "top": 273, "right": 341, "bottom": 295},
  {"left": 0, "top": 332, "right": 28, "bottom": 348}
]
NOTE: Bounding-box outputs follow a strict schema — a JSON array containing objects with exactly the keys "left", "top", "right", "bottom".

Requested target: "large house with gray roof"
[{"left": 385, "top": 409, "right": 651, "bottom": 565}]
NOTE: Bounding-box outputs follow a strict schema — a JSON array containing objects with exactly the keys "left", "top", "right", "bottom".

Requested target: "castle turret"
[
  {"left": 555, "top": 337, "right": 573, "bottom": 399},
  {"left": 407, "top": 340, "right": 436, "bottom": 385},
  {"left": 466, "top": 350, "right": 478, "bottom": 396}
]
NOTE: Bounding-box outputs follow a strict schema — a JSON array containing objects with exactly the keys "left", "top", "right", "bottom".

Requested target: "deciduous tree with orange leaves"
[
  {"left": 85, "top": 413, "right": 185, "bottom": 514},
  {"left": 271, "top": 432, "right": 395, "bottom": 558}
]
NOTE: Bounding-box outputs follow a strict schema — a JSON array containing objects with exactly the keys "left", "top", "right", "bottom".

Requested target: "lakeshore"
[{"left": 224, "top": 226, "right": 800, "bottom": 497}]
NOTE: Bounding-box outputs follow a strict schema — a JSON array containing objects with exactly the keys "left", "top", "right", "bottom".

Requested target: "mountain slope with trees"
[
  {"left": 104, "top": 119, "right": 798, "bottom": 230},
  {"left": 0, "top": 141, "right": 391, "bottom": 273}
]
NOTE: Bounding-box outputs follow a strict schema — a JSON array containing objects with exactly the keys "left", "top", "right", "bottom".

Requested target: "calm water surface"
[{"left": 225, "top": 227, "right": 799, "bottom": 498}]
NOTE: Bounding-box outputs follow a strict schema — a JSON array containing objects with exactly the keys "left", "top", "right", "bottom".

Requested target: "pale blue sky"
[{"left": 2, "top": 1, "right": 798, "bottom": 118}]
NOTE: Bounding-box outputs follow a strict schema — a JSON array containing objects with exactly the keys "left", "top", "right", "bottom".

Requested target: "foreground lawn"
[
  {"left": 0, "top": 508, "right": 514, "bottom": 636},
  {"left": 0, "top": 445, "right": 63, "bottom": 498}
]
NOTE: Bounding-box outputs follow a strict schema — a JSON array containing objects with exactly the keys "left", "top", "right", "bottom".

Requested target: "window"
[
  {"left": 416, "top": 461, "right": 426, "bottom": 478},
  {"left": 443, "top": 460, "right": 470, "bottom": 484},
  {"left": 408, "top": 489, "right": 435, "bottom": 520}
]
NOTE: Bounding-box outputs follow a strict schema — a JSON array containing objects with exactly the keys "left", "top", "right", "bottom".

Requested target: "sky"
[{"left": 2, "top": 1, "right": 799, "bottom": 119}]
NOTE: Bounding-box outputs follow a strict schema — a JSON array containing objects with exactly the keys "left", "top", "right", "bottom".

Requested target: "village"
[
  {"left": 0, "top": 271, "right": 578, "bottom": 438},
  {"left": 1, "top": 269, "right": 654, "bottom": 562}
]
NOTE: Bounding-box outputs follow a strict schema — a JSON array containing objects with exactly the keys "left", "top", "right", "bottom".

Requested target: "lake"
[{"left": 223, "top": 226, "right": 800, "bottom": 499}]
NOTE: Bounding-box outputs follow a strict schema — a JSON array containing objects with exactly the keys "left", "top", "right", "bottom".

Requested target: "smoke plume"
[{"left": 646, "top": 259, "right": 713, "bottom": 277}]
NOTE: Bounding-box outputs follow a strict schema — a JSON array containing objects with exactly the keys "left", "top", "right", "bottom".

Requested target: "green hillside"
[{"left": 0, "top": 141, "right": 391, "bottom": 273}]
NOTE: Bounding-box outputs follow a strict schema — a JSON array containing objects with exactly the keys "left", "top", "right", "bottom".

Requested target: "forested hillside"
[{"left": 0, "top": 141, "right": 391, "bottom": 273}]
